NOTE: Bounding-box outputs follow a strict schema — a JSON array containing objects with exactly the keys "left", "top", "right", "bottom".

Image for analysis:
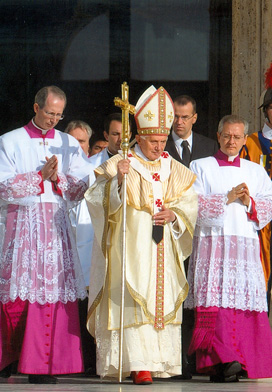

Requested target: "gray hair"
[
  {"left": 218, "top": 114, "right": 249, "bottom": 135},
  {"left": 65, "top": 120, "right": 92, "bottom": 139}
]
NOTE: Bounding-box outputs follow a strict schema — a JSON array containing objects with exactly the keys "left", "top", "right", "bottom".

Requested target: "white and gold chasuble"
[{"left": 85, "top": 149, "right": 198, "bottom": 377}]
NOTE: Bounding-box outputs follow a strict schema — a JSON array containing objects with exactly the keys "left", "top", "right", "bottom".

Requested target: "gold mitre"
[{"left": 134, "top": 85, "right": 174, "bottom": 135}]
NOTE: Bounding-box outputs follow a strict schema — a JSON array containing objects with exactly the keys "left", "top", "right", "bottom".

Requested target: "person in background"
[
  {"left": 65, "top": 120, "right": 97, "bottom": 376},
  {"left": 89, "top": 133, "right": 108, "bottom": 157},
  {"left": 165, "top": 95, "right": 218, "bottom": 167},
  {"left": 89, "top": 112, "right": 126, "bottom": 169},
  {"left": 0, "top": 86, "right": 90, "bottom": 384},
  {"left": 165, "top": 94, "right": 218, "bottom": 379},
  {"left": 103, "top": 112, "right": 122, "bottom": 157},
  {"left": 185, "top": 114, "right": 272, "bottom": 382},
  {"left": 240, "top": 63, "right": 272, "bottom": 308},
  {"left": 65, "top": 120, "right": 92, "bottom": 156}
]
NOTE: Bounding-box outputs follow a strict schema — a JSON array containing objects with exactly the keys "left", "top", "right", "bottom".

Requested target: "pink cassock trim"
[
  {"left": 247, "top": 197, "right": 258, "bottom": 222},
  {"left": 0, "top": 299, "right": 84, "bottom": 375},
  {"left": 24, "top": 121, "right": 55, "bottom": 139},
  {"left": 214, "top": 150, "right": 240, "bottom": 167},
  {"left": 192, "top": 307, "right": 272, "bottom": 379}
]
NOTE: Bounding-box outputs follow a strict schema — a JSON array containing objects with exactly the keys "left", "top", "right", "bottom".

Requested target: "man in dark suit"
[
  {"left": 166, "top": 95, "right": 218, "bottom": 380},
  {"left": 165, "top": 95, "right": 218, "bottom": 167}
]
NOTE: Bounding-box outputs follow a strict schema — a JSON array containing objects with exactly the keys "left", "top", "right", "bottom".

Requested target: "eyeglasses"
[
  {"left": 176, "top": 114, "right": 195, "bottom": 123},
  {"left": 220, "top": 134, "right": 245, "bottom": 141},
  {"left": 42, "top": 109, "right": 64, "bottom": 120}
]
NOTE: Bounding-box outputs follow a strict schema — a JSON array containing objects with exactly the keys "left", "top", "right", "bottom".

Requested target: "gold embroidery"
[
  {"left": 102, "top": 180, "right": 111, "bottom": 257},
  {"left": 154, "top": 240, "right": 165, "bottom": 330},
  {"left": 168, "top": 111, "right": 174, "bottom": 123},
  {"left": 126, "top": 280, "right": 189, "bottom": 329},
  {"left": 87, "top": 288, "right": 103, "bottom": 319},
  {"left": 137, "top": 128, "right": 170, "bottom": 135},
  {"left": 171, "top": 206, "right": 195, "bottom": 238},
  {"left": 144, "top": 110, "right": 155, "bottom": 121},
  {"left": 159, "top": 87, "right": 165, "bottom": 131},
  {"left": 87, "top": 179, "right": 111, "bottom": 320},
  {"left": 129, "top": 149, "right": 161, "bottom": 167}
]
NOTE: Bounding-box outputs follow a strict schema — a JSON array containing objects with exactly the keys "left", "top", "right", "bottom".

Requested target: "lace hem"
[
  {"left": 0, "top": 172, "right": 42, "bottom": 201},
  {"left": 0, "top": 290, "right": 87, "bottom": 305},
  {"left": 185, "top": 235, "right": 267, "bottom": 312},
  {"left": 0, "top": 203, "right": 87, "bottom": 304},
  {"left": 95, "top": 314, "right": 181, "bottom": 377},
  {"left": 255, "top": 196, "right": 272, "bottom": 229}
]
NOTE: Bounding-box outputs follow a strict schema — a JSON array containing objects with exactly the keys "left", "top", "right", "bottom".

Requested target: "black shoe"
[
  {"left": 171, "top": 373, "right": 192, "bottom": 380},
  {"left": 85, "top": 366, "right": 98, "bottom": 377},
  {"left": 210, "top": 374, "right": 239, "bottom": 383},
  {"left": 223, "top": 361, "right": 242, "bottom": 377},
  {"left": 210, "top": 361, "right": 242, "bottom": 383},
  {"left": 28, "top": 374, "right": 58, "bottom": 384},
  {"left": 0, "top": 364, "right": 12, "bottom": 378},
  {"left": 180, "top": 368, "right": 193, "bottom": 380}
]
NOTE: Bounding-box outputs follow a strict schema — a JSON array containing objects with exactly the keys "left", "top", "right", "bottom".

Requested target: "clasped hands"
[
  {"left": 117, "top": 159, "right": 176, "bottom": 225},
  {"left": 227, "top": 182, "right": 250, "bottom": 207},
  {"left": 41, "top": 155, "right": 58, "bottom": 182}
]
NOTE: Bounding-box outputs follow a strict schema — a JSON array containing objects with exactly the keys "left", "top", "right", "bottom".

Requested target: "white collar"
[
  {"left": 32, "top": 119, "right": 50, "bottom": 135},
  {"left": 262, "top": 123, "right": 272, "bottom": 140},
  {"left": 228, "top": 153, "right": 239, "bottom": 162},
  {"left": 172, "top": 130, "right": 193, "bottom": 149}
]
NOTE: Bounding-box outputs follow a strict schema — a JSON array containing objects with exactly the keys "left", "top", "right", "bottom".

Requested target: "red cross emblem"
[
  {"left": 161, "top": 152, "right": 169, "bottom": 158},
  {"left": 155, "top": 199, "right": 162, "bottom": 208},
  {"left": 152, "top": 173, "right": 160, "bottom": 181}
]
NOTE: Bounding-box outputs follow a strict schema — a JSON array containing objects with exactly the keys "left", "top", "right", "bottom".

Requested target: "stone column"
[{"left": 232, "top": 0, "right": 272, "bottom": 133}]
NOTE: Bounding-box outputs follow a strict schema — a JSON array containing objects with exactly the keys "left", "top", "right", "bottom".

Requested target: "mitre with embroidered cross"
[{"left": 134, "top": 85, "right": 174, "bottom": 135}]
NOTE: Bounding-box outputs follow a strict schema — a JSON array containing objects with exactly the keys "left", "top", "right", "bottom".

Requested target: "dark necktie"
[
  {"left": 107, "top": 150, "right": 114, "bottom": 158},
  {"left": 181, "top": 140, "right": 190, "bottom": 167},
  {"left": 152, "top": 225, "right": 164, "bottom": 244}
]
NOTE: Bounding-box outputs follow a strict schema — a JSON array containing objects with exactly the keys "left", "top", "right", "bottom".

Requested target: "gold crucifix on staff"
[
  {"left": 114, "top": 82, "right": 136, "bottom": 158},
  {"left": 114, "top": 82, "right": 135, "bottom": 383}
]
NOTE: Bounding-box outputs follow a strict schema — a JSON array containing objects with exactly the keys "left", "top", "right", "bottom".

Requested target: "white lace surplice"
[
  {"left": 185, "top": 157, "right": 272, "bottom": 313},
  {"left": 0, "top": 126, "right": 91, "bottom": 304}
]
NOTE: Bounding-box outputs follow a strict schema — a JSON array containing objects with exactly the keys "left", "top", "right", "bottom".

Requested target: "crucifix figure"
[{"left": 114, "top": 82, "right": 136, "bottom": 158}]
